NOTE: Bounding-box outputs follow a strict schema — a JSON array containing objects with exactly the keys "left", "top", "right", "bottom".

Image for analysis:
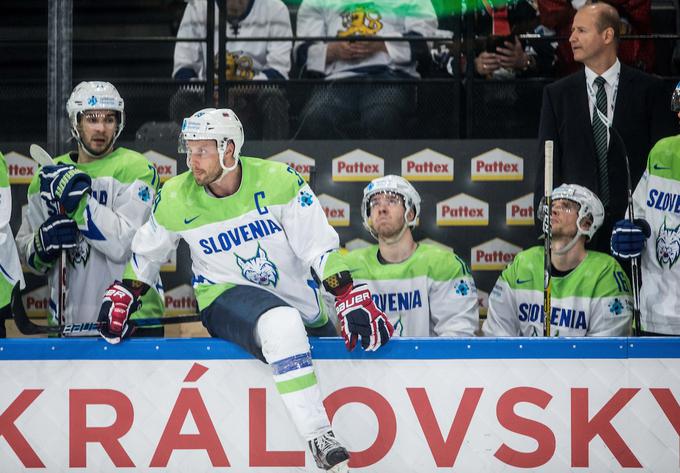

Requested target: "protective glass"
[{"left": 369, "top": 191, "right": 404, "bottom": 208}]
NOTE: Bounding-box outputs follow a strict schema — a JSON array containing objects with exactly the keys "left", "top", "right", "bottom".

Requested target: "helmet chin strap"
[
  {"left": 77, "top": 135, "right": 115, "bottom": 159},
  {"left": 379, "top": 222, "right": 409, "bottom": 245},
  {"left": 552, "top": 235, "right": 581, "bottom": 256}
]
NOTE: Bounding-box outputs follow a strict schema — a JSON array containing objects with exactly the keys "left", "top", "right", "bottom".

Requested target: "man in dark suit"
[{"left": 534, "top": 2, "right": 676, "bottom": 253}]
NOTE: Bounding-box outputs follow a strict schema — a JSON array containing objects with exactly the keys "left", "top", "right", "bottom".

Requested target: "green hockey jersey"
[
  {"left": 0, "top": 152, "right": 25, "bottom": 308},
  {"left": 483, "top": 247, "right": 633, "bottom": 337},
  {"left": 125, "top": 156, "right": 347, "bottom": 328},
  {"left": 343, "top": 244, "right": 478, "bottom": 336},
  {"left": 16, "top": 148, "right": 164, "bottom": 333}
]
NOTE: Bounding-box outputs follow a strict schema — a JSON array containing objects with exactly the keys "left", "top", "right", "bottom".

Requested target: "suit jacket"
[{"left": 534, "top": 63, "right": 677, "bottom": 252}]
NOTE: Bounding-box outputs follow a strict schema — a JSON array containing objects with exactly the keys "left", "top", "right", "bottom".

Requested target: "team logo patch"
[
  {"left": 656, "top": 217, "right": 680, "bottom": 269},
  {"left": 87, "top": 96, "right": 97, "bottom": 106},
  {"left": 138, "top": 185, "right": 151, "bottom": 202},
  {"left": 609, "top": 298, "right": 624, "bottom": 315},
  {"left": 235, "top": 244, "right": 279, "bottom": 287},
  {"left": 455, "top": 280, "right": 470, "bottom": 296},
  {"left": 68, "top": 234, "right": 90, "bottom": 267},
  {"left": 298, "top": 191, "right": 313, "bottom": 207}
]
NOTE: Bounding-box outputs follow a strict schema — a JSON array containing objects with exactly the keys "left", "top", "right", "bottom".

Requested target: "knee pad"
[{"left": 255, "top": 306, "right": 310, "bottom": 363}]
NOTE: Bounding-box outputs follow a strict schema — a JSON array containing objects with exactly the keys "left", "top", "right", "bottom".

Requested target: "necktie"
[{"left": 592, "top": 76, "right": 609, "bottom": 207}]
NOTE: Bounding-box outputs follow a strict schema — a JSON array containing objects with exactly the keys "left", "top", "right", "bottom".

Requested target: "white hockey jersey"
[
  {"left": 16, "top": 148, "right": 164, "bottom": 332},
  {"left": 173, "top": 0, "right": 292, "bottom": 80},
  {"left": 342, "top": 244, "right": 479, "bottom": 336},
  {"left": 0, "top": 152, "right": 25, "bottom": 308},
  {"left": 632, "top": 135, "right": 680, "bottom": 334},
  {"left": 295, "top": 0, "right": 437, "bottom": 79},
  {"left": 125, "top": 156, "right": 348, "bottom": 328}
]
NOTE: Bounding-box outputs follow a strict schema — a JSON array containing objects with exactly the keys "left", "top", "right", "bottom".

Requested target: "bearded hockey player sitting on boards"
[
  {"left": 483, "top": 184, "right": 633, "bottom": 336},
  {"left": 342, "top": 175, "right": 479, "bottom": 336},
  {"left": 97, "top": 108, "right": 394, "bottom": 472}
]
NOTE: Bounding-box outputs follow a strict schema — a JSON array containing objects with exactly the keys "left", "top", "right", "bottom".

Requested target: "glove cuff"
[{"left": 323, "top": 270, "right": 353, "bottom": 296}]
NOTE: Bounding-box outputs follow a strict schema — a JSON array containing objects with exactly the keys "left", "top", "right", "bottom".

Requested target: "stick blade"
[{"left": 29, "top": 144, "right": 55, "bottom": 167}]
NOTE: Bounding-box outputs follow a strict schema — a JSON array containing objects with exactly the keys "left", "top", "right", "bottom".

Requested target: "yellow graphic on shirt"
[
  {"left": 213, "top": 52, "right": 255, "bottom": 82},
  {"left": 338, "top": 5, "right": 383, "bottom": 37}
]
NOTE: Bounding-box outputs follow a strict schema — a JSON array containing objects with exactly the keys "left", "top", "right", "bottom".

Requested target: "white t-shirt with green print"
[
  {"left": 0, "top": 152, "right": 25, "bottom": 308},
  {"left": 16, "top": 147, "right": 164, "bottom": 332},
  {"left": 342, "top": 244, "right": 479, "bottom": 337},
  {"left": 483, "top": 247, "right": 633, "bottom": 337},
  {"left": 125, "top": 156, "right": 348, "bottom": 328},
  {"left": 632, "top": 135, "right": 680, "bottom": 334}
]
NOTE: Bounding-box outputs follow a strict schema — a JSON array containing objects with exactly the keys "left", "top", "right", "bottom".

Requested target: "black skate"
[{"left": 308, "top": 430, "right": 350, "bottom": 472}]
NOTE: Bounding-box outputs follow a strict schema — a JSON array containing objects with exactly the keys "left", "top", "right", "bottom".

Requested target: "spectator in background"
[
  {"left": 468, "top": 0, "right": 556, "bottom": 137},
  {"left": 294, "top": 0, "right": 437, "bottom": 139},
  {"left": 534, "top": 2, "right": 676, "bottom": 254},
  {"left": 484, "top": 184, "right": 632, "bottom": 337},
  {"left": 339, "top": 175, "right": 479, "bottom": 336},
  {"left": 173, "top": 0, "right": 292, "bottom": 139},
  {"left": 474, "top": 0, "right": 555, "bottom": 79},
  {"left": 0, "top": 151, "right": 25, "bottom": 338},
  {"left": 538, "top": 0, "right": 654, "bottom": 76}
]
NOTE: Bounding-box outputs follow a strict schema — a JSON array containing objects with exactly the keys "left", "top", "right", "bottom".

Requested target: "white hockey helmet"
[
  {"left": 67, "top": 81, "right": 125, "bottom": 155},
  {"left": 551, "top": 183, "right": 605, "bottom": 254},
  {"left": 180, "top": 108, "right": 244, "bottom": 175},
  {"left": 361, "top": 175, "right": 421, "bottom": 239},
  {"left": 672, "top": 80, "right": 680, "bottom": 112}
]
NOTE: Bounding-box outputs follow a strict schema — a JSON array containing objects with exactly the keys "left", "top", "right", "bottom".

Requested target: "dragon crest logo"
[
  {"left": 235, "top": 244, "right": 279, "bottom": 287},
  {"left": 656, "top": 217, "right": 680, "bottom": 269}
]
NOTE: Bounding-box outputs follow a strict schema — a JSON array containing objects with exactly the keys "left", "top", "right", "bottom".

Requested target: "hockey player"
[
  {"left": 342, "top": 175, "right": 479, "bottom": 336},
  {"left": 16, "top": 81, "right": 163, "bottom": 335},
  {"left": 483, "top": 184, "right": 633, "bottom": 337},
  {"left": 97, "top": 108, "right": 393, "bottom": 472},
  {"left": 610, "top": 81, "right": 680, "bottom": 335},
  {"left": 0, "top": 151, "right": 25, "bottom": 337}
]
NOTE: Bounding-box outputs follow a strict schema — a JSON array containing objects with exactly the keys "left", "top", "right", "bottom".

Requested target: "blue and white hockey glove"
[
  {"left": 33, "top": 214, "right": 78, "bottom": 263},
  {"left": 98, "top": 281, "right": 141, "bottom": 344},
  {"left": 39, "top": 164, "right": 92, "bottom": 214},
  {"left": 611, "top": 218, "right": 651, "bottom": 259},
  {"left": 335, "top": 284, "right": 394, "bottom": 352}
]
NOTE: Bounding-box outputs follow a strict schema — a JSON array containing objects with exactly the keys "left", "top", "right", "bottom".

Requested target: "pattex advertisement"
[
  {"left": 4, "top": 140, "right": 538, "bottom": 313},
  {"left": 1, "top": 338, "right": 680, "bottom": 472}
]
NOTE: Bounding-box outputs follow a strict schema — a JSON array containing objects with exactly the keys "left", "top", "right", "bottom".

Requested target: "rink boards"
[{"left": 1, "top": 337, "right": 680, "bottom": 472}]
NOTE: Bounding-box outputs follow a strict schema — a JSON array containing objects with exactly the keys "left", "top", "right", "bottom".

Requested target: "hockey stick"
[
  {"left": 543, "top": 140, "right": 554, "bottom": 337},
  {"left": 11, "top": 283, "right": 200, "bottom": 336},
  {"left": 592, "top": 110, "right": 643, "bottom": 336},
  {"left": 604, "top": 125, "right": 642, "bottom": 336},
  {"left": 29, "top": 144, "right": 67, "bottom": 327}
]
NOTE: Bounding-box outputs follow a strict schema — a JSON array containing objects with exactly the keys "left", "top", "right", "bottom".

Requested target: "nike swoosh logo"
[
  {"left": 516, "top": 278, "right": 531, "bottom": 285},
  {"left": 184, "top": 216, "right": 200, "bottom": 224},
  {"left": 653, "top": 163, "right": 672, "bottom": 170}
]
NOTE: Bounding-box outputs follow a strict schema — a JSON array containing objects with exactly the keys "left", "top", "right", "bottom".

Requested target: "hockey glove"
[
  {"left": 39, "top": 164, "right": 92, "bottom": 214},
  {"left": 611, "top": 218, "right": 651, "bottom": 259},
  {"left": 34, "top": 214, "right": 78, "bottom": 263},
  {"left": 98, "top": 281, "right": 140, "bottom": 344},
  {"left": 335, "top": 284, "right": 394, "bottom": 352}
]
